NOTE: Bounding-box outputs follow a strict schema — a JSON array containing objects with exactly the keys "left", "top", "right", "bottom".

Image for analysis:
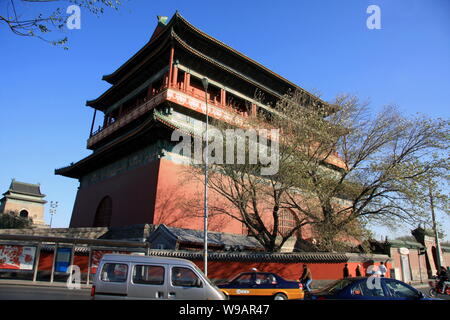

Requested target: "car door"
[
  {"left": 223, "top": 273, "right": 255, "bottom": 298},
  {"left": 127, "top": 263, "right": 167, "bottom": 299},
  {"left": 167, "top": 265, "right": 205, "bottom": 300},
  {"left": 383, "top": 279, "right": 422, "bottom": 300},
  {"left": 95, "top": 262, "right": 129, "bottom": 299},
  {"left": 349, "top": 279, "right": 389, "bottom": 300},
  {"left": 254, "top": 273, "right": 276, "bottom": 297}
]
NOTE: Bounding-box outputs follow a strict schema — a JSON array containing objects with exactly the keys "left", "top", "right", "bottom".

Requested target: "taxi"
[{"left": 218, "top": 270, "right": 304, "bottom": 300}]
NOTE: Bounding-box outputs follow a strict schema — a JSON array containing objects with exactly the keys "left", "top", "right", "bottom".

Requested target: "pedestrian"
[
  {"left": 437, "top": 266, "right": 449, "bottom": 293},
  {"left": 355, "top": 264, "right": 362, "bottom": 277},
  {"left": 343, "top": 264, "right": 350, "bottom": 278},
  {"left": 299, "top": 264, "right": 313, "bottom": 292},
  {"left": 366, "top": 263, "right": 376, "bottom": 277},
  {"left": 373, "top": 266, "right": 382, "bottom": 277},
  {"left": 379, "top": 261, "right": 387, "bottom": 278}
]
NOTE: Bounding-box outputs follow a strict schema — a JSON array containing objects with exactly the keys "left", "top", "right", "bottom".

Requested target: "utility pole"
[{"left": 201, "top": 77, "right": 209, "bottom": 277}]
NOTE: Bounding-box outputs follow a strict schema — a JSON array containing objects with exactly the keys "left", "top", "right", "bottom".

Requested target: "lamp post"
[
  {"left": 49, "top": 201, "right": 58, "bottom": 228},
  {"left": 429, "top": 184, "right": 443, "bottom": 271},
  {"left": 201, "top": 77, "right": 209, "bottom": 277}
]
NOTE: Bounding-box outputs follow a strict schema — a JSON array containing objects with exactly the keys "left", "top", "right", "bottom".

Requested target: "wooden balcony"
[
  {"left": 86, "top": 84, "right": 249, "bottom": 149},
  {"left": 87, "top": 90, "right": 168, "bottom": 149}
]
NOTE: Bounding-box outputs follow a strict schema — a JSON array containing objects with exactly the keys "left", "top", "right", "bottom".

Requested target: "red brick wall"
[
  {"left": 443, "top": 251, "right": 450, "bottom": 267},
  {"left": 69, "top": 159, "right": 160, "bottom": 227},
  {"left": 390, "top": 248, "right": 428, "bottom": 282},
  {"left": 191, "top": 260, "right": 390, "bottom": 281},
  {"left": 34, "top": 250, "right": 391, "bottom": 282},
  {"left": 153, "top": 158, "right": 245, "bottom": 234}
]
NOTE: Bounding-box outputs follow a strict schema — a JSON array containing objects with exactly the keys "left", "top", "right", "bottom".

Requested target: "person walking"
[
  {"left": 355, "top": 264, "right": 362, "bottom": 277},
  {"left": 437, "top": 266, "right": 449, "bottom": 293},
  {"left": 379, "top": 262, "right": 387, "bottom": 277},
  {"left": 343, "top": 264, "right": 350, "bottom": 278},
  {"left": 299, "top": 264, "right": 313, "bottom": 292}
]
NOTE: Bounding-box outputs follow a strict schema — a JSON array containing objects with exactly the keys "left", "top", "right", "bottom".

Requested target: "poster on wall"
[
  {"left": 0, "top": 245, "right": 36, "bottom": 270},
  {"left": 55, "top": 247, "right": 72, "bottom": 273},
  {"left": 90, "top": 250, "right": 144, "bottom": 274}
]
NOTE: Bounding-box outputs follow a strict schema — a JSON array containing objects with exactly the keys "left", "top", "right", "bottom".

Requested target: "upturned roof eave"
[
  {"left": 86, "top": 32, "right": 173, "bottom": 110},
  {"left": 54, "top": 111, "right": 180, "bottom": 178},
  {"left": 101, "top": 12, "right": 179, "bottom": 85},
  {"left": 98, "top": 12, "right": 331, "bottom": 110}
]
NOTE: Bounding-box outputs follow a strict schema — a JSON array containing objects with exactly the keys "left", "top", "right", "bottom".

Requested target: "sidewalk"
[
  {"left": 411, "top": 282, "right": 430, "bottom": 289},
  {"left": 0, "top": 279, "right": 92, "bottom": 289}
]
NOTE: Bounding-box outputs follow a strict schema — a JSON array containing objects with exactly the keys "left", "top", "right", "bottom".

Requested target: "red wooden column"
[
  {"left": 168, "top": 45, "right": 175, "bottom": 88},
  {"left": 220, "top": 89, "right": 226, "bottom": 107},
  {"left": 163, "top": 73, "right": 169, "bottom": 87},
  {"left": 172, "top": 64, "right": 178, "bottom": 88},
  {"left": 182, "top": 72, "right": 188, "bottom": 92},
  {"left": 251, "top": 103, "right": 257, "bottom": 116},
  {"left": 185, "top": 73, "right": 191, "bottom": 93}
]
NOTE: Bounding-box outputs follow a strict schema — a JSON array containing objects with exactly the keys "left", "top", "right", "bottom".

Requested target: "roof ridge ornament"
[{"left": 157, "top": 15, "right": 168, "bottom": 27}]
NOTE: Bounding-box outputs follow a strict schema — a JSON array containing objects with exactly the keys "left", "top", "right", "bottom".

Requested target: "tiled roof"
[
  {"left": 151, "top": 224, "right": 264, "bottom": 250},
  {"left": 33, "top": 246, "right": 351, "bottom": 262},
  {"left": 100, "top": 224, "right": 157, "bottom": 241},
  {"left": 5, "top": 180, "right": 45, "bottom": 197},
  {"left": 0, "top": 227, "right": 109, "bottom": 239},
  {"left": 148, "top": 249, "right": 348, "bottom": 263}
]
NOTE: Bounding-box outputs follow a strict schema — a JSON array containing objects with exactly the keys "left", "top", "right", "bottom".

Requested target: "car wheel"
[{"left": 274, "top": 293, "right": 288, "bottom": 300}]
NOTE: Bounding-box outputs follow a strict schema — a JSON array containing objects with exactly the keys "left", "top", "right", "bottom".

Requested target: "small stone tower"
[{"left": 0, "top": 179, "right": 47, "bottom": 226}]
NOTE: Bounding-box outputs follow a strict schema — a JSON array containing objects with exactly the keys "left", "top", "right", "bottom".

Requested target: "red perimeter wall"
[
  {"left": 192, "top": 261, "right": 390, "bottom": 281},
  {"left": 34, "top": 251, "right": 390, "bottom": 282}
]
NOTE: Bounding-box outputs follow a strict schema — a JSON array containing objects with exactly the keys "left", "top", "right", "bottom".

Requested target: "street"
[
  {"left": 0, "top": 284, "right": 90, "bottom": 300},
  {"left": 0, "top": 283, "right": 448, "bottom": 300}
]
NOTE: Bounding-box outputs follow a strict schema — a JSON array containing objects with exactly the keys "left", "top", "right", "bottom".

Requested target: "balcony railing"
[{"left": 87, "top": 90, "right": 168, "bottom": 148}]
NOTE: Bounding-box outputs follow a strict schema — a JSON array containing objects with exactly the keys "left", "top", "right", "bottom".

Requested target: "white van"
[{"left": 91, "top": 254, "right": 226, "bottom": 300}]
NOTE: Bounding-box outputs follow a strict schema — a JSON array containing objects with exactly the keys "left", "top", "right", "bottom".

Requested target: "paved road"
[
  {"left": 418, "top": 287, "right": 450, "bottom": 300},
  {"left": 0, "top": 283, "right": 448, "bottom": 300},
  {"left": 0, "top": 284, "right": 91, "bottom": 300}
]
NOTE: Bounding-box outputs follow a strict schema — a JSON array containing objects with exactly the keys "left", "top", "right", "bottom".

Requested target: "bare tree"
[
  {"left": 183, "top": 90, "right": 449, "bottom": 252},
  {"left": 1, "top": 0, "right": 121, "bottom": 48},
  {"left": 279, "top": 92, "right": 449, "bottom": 251}
]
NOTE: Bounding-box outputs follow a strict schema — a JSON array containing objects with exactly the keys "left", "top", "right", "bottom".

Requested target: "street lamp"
[
  {"left": 49, "top": 201, "right": 58, "bottom": 228},
  {"left": 201, "top": 77, "right": 209, "bottom": 277},
  {"left": 429, "top": 184, "right": 443, "bottom": 271}
]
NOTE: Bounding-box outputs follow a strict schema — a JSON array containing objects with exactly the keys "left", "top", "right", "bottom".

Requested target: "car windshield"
[{"left": 319, "top": 279, "right": 357, "bottom": 294}]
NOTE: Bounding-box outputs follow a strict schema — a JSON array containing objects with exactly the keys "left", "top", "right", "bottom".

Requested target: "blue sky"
[{"left": 1, "top": 0, "right": 449, "bottom": 239}]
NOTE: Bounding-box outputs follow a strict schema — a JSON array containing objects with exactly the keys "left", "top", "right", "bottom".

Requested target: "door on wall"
[
  {"left": 400, "top": 254, "right": 412, "bottom": 283},
  {"left": 94, "top": 196, "right": 112, "bottom": 227}
]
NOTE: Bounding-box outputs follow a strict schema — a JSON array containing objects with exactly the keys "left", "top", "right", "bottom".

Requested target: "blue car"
[{"left": 307, "top": 277, "right": 433, "bottom": 300}]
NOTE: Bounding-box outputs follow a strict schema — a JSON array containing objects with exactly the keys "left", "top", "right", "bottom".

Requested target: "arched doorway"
[
  {"left": 432, "top": 246, "right": 439, "bottom": 270},
  {"left": 19, "top": 209, "right": 29, "bottom": 218},
  {"left": 93, "top": 196, "right": 112, "bottom": 227}
]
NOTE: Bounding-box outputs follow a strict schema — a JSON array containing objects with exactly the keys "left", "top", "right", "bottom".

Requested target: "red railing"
[{"left": 87, "top": 80, "right": 253, "bottom": 148}]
